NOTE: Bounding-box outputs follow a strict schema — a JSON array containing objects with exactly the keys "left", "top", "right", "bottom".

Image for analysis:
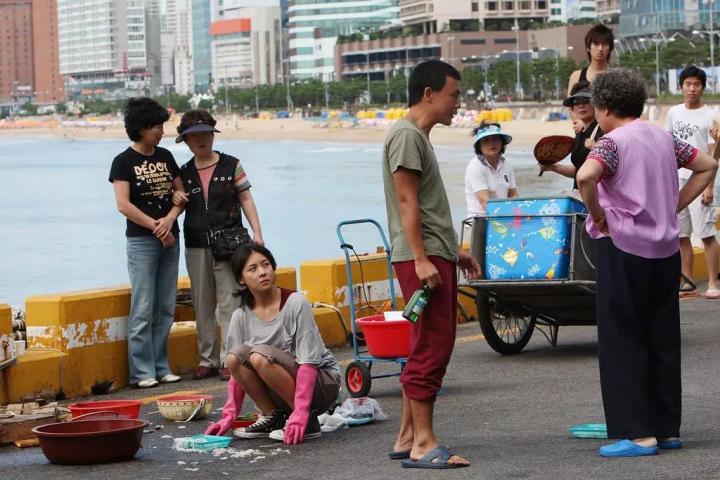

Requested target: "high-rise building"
[
  {"left": 288, "top": 0, "right": 399, "bottom": 81},
  {"left": 191, "top": 0, "right": 212, "bottom": 92},
  {"left": 211, "top": 18, "right": 253, "bottom": 87},
  {"left": 160, "top": 1, "right": 177, "bottom": 90},
  {"left": 549, "top": 0, "right": 597, "bottom": 22},
  {"left": 474, "top": 0, "right": 550, "bottom": 30},
  {"left": 596, "top": 0, "right": 620, "bottom": 23},
  {"left": 399, "top": 0, "right": 477, "bottom": 33},
  {"left": 210, "top": 5, "right": 281, "bottom": 87},
  {"left": 549, "top": 0, "right": 570, "bottom": 22},
  {"left": 145, "top": 0, "right": 163, "bottom": 95},
  {"left": 32, "top": 0, "right": 65, "bottom": 104},
  {"left": 0, "top": 0, "right": 64, "bottom": 106},
  {"left": 173, "top": 0, "right": 194, "bottom": 95},
  {"left": 58, "top": 0, "right": 163, "bottom": 98},
  {"left": 619, "top": 0, "right": 691, "bottom": 38},
  {"left": 0, "top": 0, "right": 35, "bottom": 103}
]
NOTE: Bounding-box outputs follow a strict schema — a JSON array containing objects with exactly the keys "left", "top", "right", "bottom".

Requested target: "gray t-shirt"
[
  {"left": 382, "top": 118, "right": 458, "bottom": 263},
  {"left": 226, "top": 292, "right": 341, "bottom": 381}
]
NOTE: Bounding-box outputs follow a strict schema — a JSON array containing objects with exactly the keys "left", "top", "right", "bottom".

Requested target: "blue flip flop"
[
  {"left": 658, "top": 439, "right": 683, "bottom": 450},
  {"left": 599, "top": 439, "right": 658, "bottom": 457},
  {"left": 387, "top": 450, "right": 411, "bottom": 460},
  {"left": 401, "top": 445, "right": 468, "bottom": 469}
]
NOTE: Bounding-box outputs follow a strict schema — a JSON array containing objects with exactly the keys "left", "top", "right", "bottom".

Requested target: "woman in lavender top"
[{"left": 577, "top": 69, "right": 717, "bottom": 457}]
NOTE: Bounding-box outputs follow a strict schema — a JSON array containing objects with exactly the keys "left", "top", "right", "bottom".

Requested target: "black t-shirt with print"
[{"left": 109, "top": 146, "right": 181, "bottom": 237}]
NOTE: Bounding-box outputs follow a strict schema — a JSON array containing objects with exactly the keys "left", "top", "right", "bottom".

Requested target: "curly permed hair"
[
  {"left": 176, "top": 109, "right": 217, "bottom": 141},
  {"left": 123, "top": 97, "right": 169, "bottom": 142},
  {"left": 590, "top": 68, "right": 646, "bottom": 119}
]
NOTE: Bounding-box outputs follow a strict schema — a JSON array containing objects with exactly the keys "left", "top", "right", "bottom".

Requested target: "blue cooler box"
[{"left": 483, "top": 197, "right": 587, "bottom": 280}]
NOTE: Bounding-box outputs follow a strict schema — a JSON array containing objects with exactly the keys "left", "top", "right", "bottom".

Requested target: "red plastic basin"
[
  {"left": 68, "top": 400, "right": 142, "bottom": 419},
  {"left": 356, "top": 314, "right": 411, "bottom": 358}
]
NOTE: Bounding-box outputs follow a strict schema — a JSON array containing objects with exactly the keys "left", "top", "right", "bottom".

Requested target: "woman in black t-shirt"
[
  {"left": 108, "top": 97, "right": 186, "bottom": 389},
  {"left": 540, "top": 81, "right": 603, "bottom": 189}
]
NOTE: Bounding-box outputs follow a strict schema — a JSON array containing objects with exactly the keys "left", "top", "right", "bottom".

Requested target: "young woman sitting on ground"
[{"left": 205, "top": 243, "right": 341, "bottom": 444}]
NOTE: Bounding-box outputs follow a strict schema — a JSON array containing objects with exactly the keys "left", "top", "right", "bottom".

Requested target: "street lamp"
[
  {"left": 511, "top": 19, "right": 521, "bottom": 100},
  {"left": 693, "top": 0, "right": 718, "bottom": 93},
  {"left": 639, "top": 34, "right": 671, "bottom": 97},
  {"left": 366, "top": 51, "right": 372, "bottom": 105},
  {"left": 283, "top": 57, "right": 293, "bottom": 111}
]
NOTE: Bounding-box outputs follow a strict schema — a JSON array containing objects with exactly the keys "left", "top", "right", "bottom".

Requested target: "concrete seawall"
[{"left": 0, "top": 240, "right": 715, "bottom": 403}]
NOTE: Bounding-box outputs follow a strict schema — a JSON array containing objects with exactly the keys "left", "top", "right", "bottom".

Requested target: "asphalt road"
[{"left": 2, "top": 294, "right": 720, "bottom": 480}]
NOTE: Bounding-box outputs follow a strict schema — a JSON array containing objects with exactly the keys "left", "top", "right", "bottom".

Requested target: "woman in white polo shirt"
[{"left": 465, "top": 122, "right": 518, "bottom": 219}]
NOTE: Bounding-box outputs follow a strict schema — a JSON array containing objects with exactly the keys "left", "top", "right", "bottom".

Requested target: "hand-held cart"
[
  {"left": 460, "top": 197, "right": 597, "bottom": 354},
  {"left": 337, "top": 219, "right": 410, "bottom": 397}
]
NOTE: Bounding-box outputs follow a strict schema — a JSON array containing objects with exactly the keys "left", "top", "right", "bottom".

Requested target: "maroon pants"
[{"left": 394, "top": 256, "right": 457, "bottom": 401}]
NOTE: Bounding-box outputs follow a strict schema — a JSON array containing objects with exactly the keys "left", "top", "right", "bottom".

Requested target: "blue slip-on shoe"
[
  {"left": 658, "top": 439, "right": 683, "bottom": 450},
  {"left": 599, "top": 439, "right": 658, "bottom": 457}
]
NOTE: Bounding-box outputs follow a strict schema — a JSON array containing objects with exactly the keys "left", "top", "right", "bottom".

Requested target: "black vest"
[{"left": 180, "top": 152, "right": 245, "bottom": 248}]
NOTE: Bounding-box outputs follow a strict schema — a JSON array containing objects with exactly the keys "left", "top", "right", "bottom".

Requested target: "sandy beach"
[
  {"left": 0, "top": 113, "right": 672, "bottom": 149},
  {"left": 0, "top": 116, "right": 596, "bottom": 148}
]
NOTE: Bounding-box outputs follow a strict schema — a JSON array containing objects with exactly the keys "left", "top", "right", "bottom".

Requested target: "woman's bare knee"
[
  {"left": 249, "top": 352, "right": 270, "bottom": 370},
  {"left": 226, "top": 354, "right": 240, "bottom": 372}
]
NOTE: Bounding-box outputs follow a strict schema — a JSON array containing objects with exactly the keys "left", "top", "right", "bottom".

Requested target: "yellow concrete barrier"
[
  {"left": 301, "top": 253, "right": 403, "bottom": 338},
  {"left": 24, "top": 285, "right": 138, "bottom": 398},
  {"left": 691, "top": 246, "right": 713, "bottom": 281},
  {"left": 0, "top": 350, "right": 66, "bottom": 404},
  {"left": 0, "top": 304, "right": 11, "bottom": 336},
  {"left": 5, "top": 268, "right": 298, "bottom": 401}
]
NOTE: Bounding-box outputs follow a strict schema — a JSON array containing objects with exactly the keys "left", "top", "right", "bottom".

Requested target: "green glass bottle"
[{"left": 402, "top": 285, "right": 431, "bottom": 323}]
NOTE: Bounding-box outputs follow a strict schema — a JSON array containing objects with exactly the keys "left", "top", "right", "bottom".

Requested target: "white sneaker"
[
  {"left": 137, "top": 378, "right": 159, "bottom": 388},
  {"left": 159, "top": 373, "right": 181, "bottom": 383}
]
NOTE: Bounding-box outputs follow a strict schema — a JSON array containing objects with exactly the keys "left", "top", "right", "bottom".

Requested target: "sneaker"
[
  {"left": 268, "top": 414, "right": 322, "bottom": 442},
  {"left": 159, "top": 373, "right": 181, "bottom": 383},
  {"left": 137, "top": 378, "right": 159, "bottom": 388},
  {"left": 192, "top": 366, "right": 219, "bottom": 380},
  {"left": 233, "top": 410, "right": 286, "bottom": 438}
]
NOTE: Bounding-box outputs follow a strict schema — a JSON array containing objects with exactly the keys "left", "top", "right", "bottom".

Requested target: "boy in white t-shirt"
[{"left": 666, "top": 65, "right": 720, "bottom": 298}]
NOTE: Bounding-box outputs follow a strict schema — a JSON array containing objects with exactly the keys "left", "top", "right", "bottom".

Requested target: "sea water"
[{"left": 0, "top": 136, "right": 568, "bottom": 306}]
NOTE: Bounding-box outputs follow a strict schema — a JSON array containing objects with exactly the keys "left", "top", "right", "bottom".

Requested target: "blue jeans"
[{"left": 127, "top": 236, "right": 180, "bottom": 384}]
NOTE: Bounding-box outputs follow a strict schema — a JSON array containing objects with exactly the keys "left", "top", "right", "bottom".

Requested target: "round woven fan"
[{"left": 534, "top": 135, "right": 575, "bottom": 165}]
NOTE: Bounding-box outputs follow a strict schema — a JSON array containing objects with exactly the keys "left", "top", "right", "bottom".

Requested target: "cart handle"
[
  {"left": 336, "top": 219, "right": 391, "bottom": 253},
  {"left": 335, "top": 219, "right": 397, "bottom": 344}
]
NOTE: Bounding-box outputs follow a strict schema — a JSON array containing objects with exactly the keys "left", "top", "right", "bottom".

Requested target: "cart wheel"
[
  {"left": 477, "top": 296, "right": 535, "bottom": 355},
  {"left": 345, "top": 361, "right": 372, "bottom": 398}
]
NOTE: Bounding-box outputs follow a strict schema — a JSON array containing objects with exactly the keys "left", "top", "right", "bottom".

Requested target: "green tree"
[
  {"left": 198, "top": 98, "right": 214, "bottom": 110},
  {"left": 488, "top": 61, "right": 517, "bottom": 97},
  {"left": 55, "top": 102, "right": 67, "bottom": 114},
  {"left": 20, "top": 101, "right": 37, "bottom": 116},
  {"left": 155, "top": 93, "right": 192, "bottom": 112}
]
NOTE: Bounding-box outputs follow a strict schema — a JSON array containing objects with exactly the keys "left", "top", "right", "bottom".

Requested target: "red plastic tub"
[
  {"left": 356, "top": 314, "right": 411, "bottom": 358},
  {"left": 68, "top": 400, "right": 142, "bottom": 419}
]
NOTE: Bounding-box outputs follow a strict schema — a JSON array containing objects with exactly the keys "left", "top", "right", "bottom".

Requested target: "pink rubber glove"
[
  {"left": 284, "top": 364, "right": 317, "bottom": 445},
  {"left": 205, "top": 377, "right": 245, "bottom": 436}
]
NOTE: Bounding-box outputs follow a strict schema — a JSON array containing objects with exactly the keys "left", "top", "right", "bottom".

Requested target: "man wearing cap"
[{"left": 541, "top": 81, "right": 603, "bottom": 189}]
